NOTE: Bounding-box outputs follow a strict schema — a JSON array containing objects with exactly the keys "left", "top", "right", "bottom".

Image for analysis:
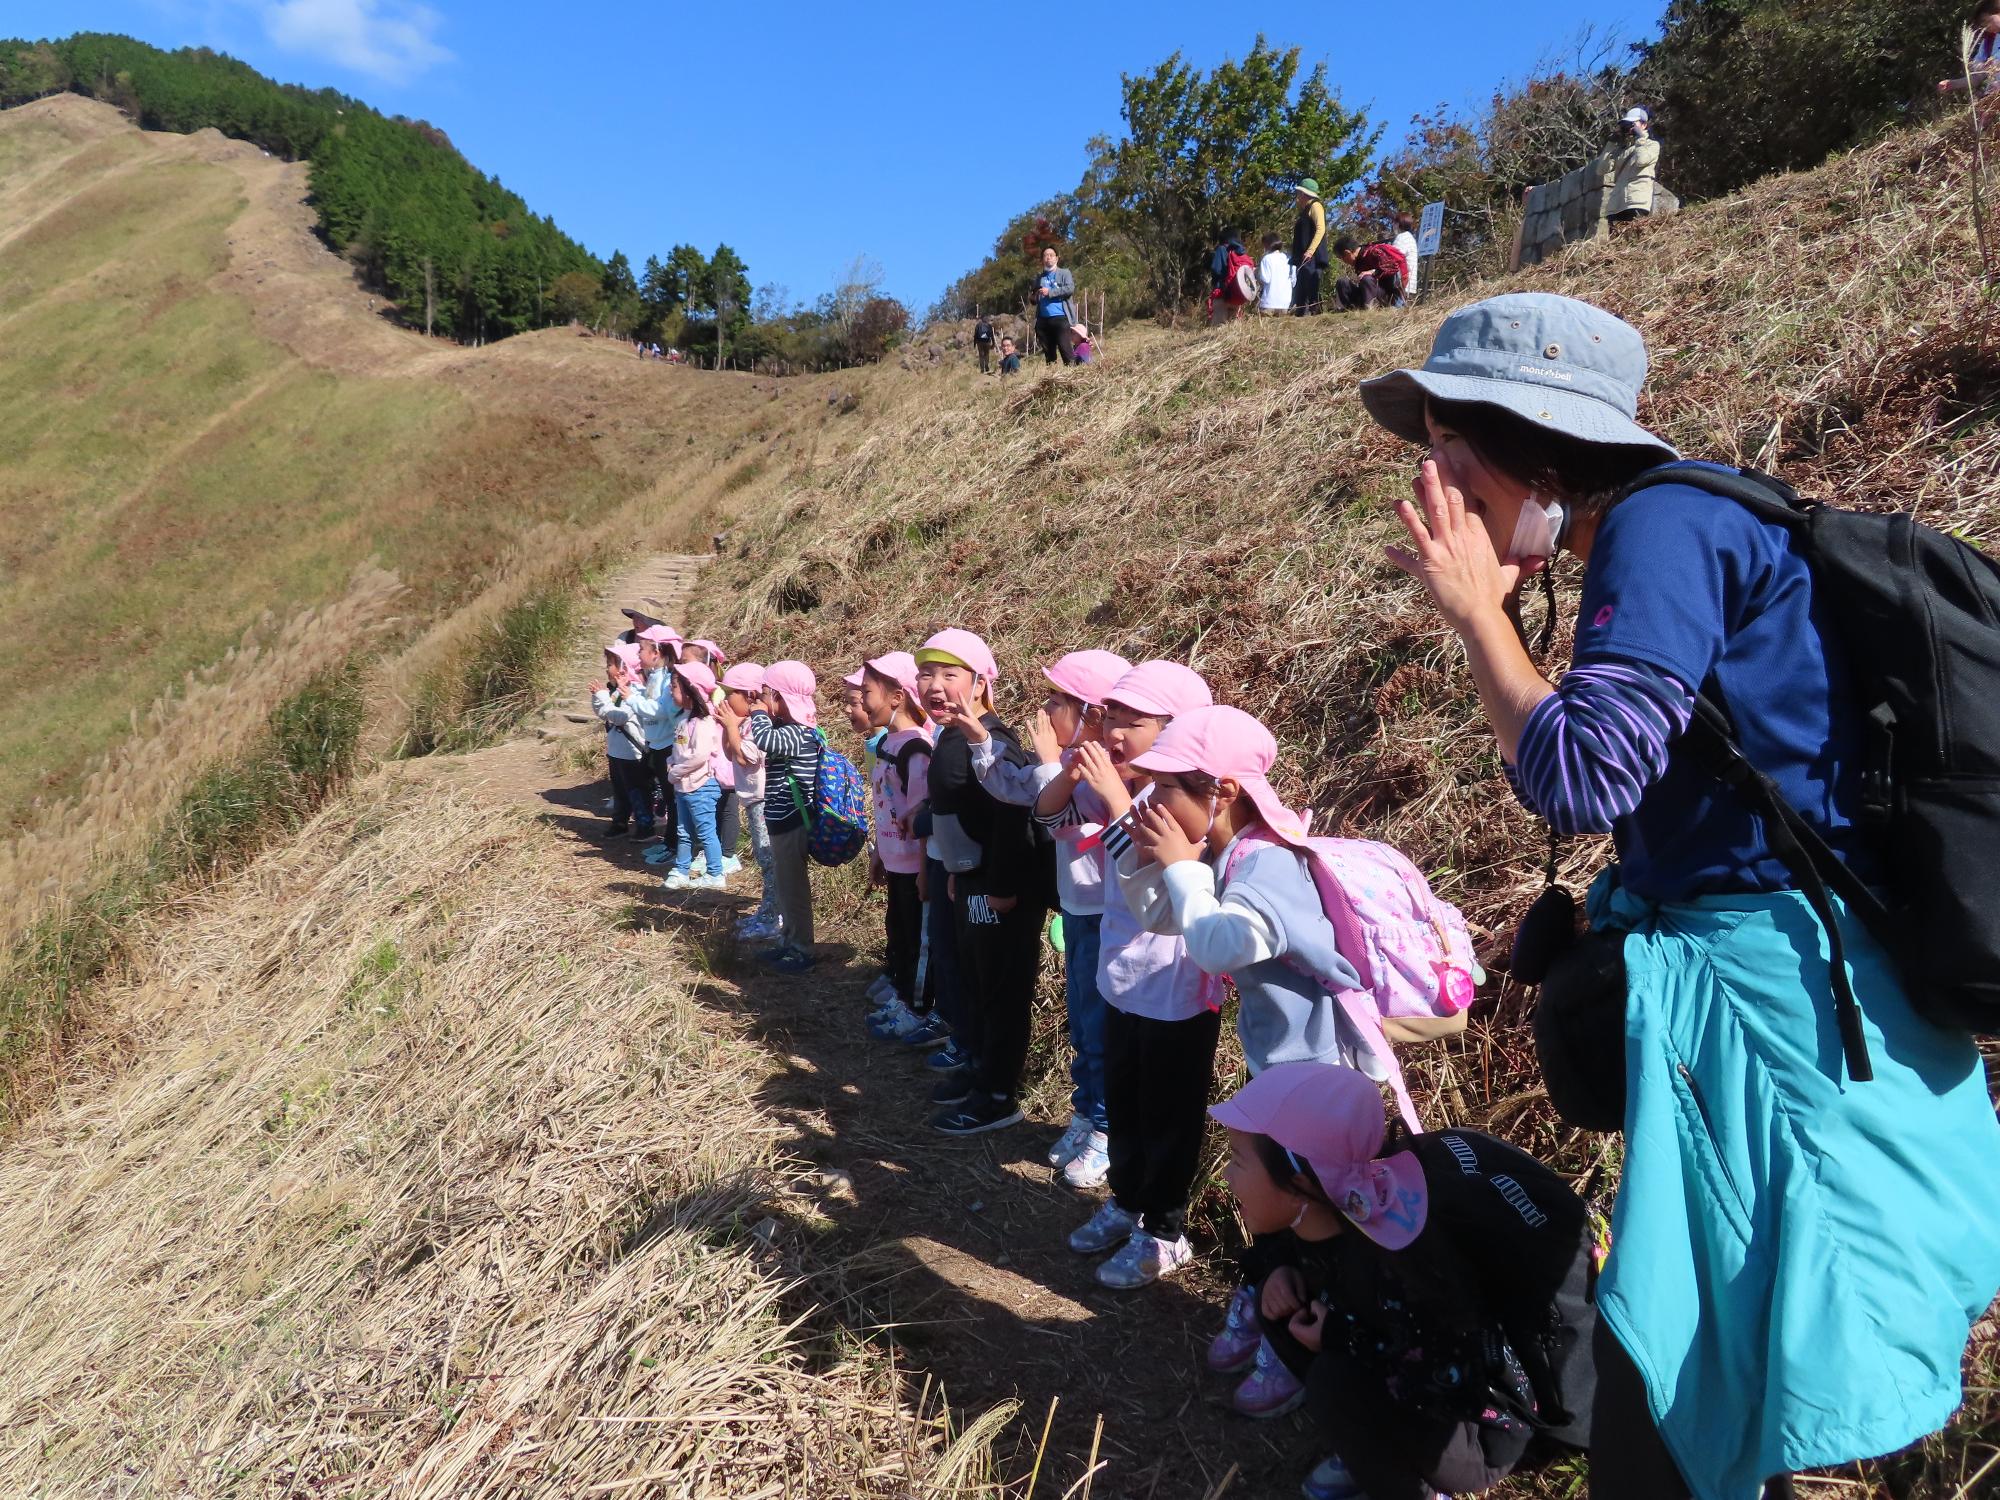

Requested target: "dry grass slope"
[{"left": 694, "top": 113, "right": 2000, "bottom": 1494}]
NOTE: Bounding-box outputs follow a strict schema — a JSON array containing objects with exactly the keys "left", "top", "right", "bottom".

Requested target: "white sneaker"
[
  {"left": 693, "top": 873, "right": 727, "bottom": 891},
  {"left": 1068, "top": 1200, "right": 1139, "bottom": 1255},
  {"left": 865, "top": 975, "right": 892, "bottom": 1004},
  {"left": 1061, "top": 1132, "right": 1110, "bottom": 1189},
  {"left": 1095, "top": 1229, "right": 1192, "bottom": 1289},
  {"left": 722, "top": 855, "right": 743, "bottom": 875},
  {"left": 1046, "top": 1113, "right": 1093, "bottom": 1168},
  {"left": 662, "top": 869, "right": 694, "bottom": 890}
]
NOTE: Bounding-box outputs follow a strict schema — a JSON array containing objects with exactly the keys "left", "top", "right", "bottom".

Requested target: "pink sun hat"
[
  {"left": 1128, "top": 704, "right": 1309, "bottom": 845},
  {"left": 688, "top": 638, "right": 728, "bottom": 663},
  {"left": 1042, "top": 649, "right": 1131, "bottom": 708},
  {"left": 1104, "top": 660, "right": 1212, "bottom": 720},
  {"left": 638, "top": 623, "right": 682, "bottom": 648},
  {"left": 865, "top": 650, "right": 924, "bottom": 709},
  {"left": 605, "top": 640, "right": 642, "bottom": 673},
  {"left": 721, "top": 661, "right": 766, "bottom": 695},
  {"left": 672, "top": 660, "right": 718, "bottom": 702},
  {"left": 914, "top": 627, "right": 999, "bottom": 682},
  {"left": 1210, "top": 1062, "right": 1428, "bottom": 1250},
  {"left": 842, "top": 665, "right": 867, "bottom": 689},
  {"left": 763, "top": 660, "right": 819, "bottom": 727}
]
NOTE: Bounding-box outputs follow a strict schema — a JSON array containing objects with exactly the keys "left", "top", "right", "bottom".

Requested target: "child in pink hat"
[
  {"left": 857, "top": 652, "right": 936, "bottom": 1044},
  {"left": 719, "top": 660, "right": 822, "bottom": 972},
  {"left": 592, "top": 641, "right": 655, "bottom": 840},
  {"left": 1210, "top": 1061, "right": 1598, "bottom": 1500},
  {"left": 718, "top": 662, "right": 779, "bottom": 939},
  {"left": 1060, "top": 659, "right": 1215, "bottom": 1291},
  {"left": 914, "top": 629, "right": 1055, "bottom": 1138},
  {"left": 955, "top": 648, "right": 1129, "bottom": 1187},
  {"left": 662, "top": 661, "right": 729, "bottom": 891}
]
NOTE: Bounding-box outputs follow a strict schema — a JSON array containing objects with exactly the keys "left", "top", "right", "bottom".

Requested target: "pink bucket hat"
[
  {"left": 865, "top": 650, "right": 924, "bottom": 710},
  {"left": 1210, "top": 1062, "right": 1428, "bottom": 1250},
  {"left": 605, "top": 640, "right": 642, "bottom": 673},
  {"left": 1104, "top": 660, "right": 1212, "bottom": 720},
  {"left": 842, "top": 666, "right": 867, "bottom": 689},
  {"left": 914, "top": 627, "right": 999, "bottom": 683},
  {"left": 1042, "top": 649, "right": 1131, "bottom": 708},
  {"left": 762, "top": 660, "right": 819, "bottom": 727},
  {"left": 638, "top": 624, "right": 682, "bottom": 648},
  {"left": 1128, "top": 704, "right": 1309, "bottom": 845},
  {"left": 688, "top": 638, "right": 728, "bottom": 663},
  {"left": 721, "top": 661, "right": 766, "bottom": 695},
  {"left": 672, "top": 660, "right": 718, "bottom": 702}
]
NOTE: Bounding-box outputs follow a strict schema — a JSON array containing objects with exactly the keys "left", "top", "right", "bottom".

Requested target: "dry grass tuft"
[{"left": 0, "top": 775, "right": 985, "bottom": 1495}]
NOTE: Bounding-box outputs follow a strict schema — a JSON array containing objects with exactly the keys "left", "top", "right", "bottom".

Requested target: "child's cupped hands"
[
  {"left": 1029, "top": 707, "right": 1062, "bottom": 765},
  {"left": 1288, "top": 1299, "right": 1328, "bottom": 1353},
  {"left": 1072, "top": 741, "right": 1125, "bottom": 804},
  {"left": 1259, "top": 1266, "right": 1307, "bottom": 1321},
  {"left": 1132, "top": 801, "right": 1201, "bottom": 867}
]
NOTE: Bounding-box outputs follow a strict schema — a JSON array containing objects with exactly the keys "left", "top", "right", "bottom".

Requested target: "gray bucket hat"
[{"left": 1358, "top": 292, "right": 1677, "bottom": 461}]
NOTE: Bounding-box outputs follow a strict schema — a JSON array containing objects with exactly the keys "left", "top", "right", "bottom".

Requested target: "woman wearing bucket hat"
[
  {"left": 1290, "top": 178, "right": 1330, "bottom": 316},
  {"left": 1358, "top": 291, "right": 2000, "bottom": 1498},
  {"left": 1211, "top": 1062, "right": 1598, "bottom": 1500}
]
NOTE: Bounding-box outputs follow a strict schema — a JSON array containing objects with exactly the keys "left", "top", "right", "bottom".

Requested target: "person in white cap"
[{"left": 1606, "top": 107, "right": 1660, "bottom": 229}]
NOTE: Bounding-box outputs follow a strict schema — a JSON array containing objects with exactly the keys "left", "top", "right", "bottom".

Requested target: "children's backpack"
[
  {"left": 1225, "top": 248, "right": 1259, "bottom": 304},
  {"left": 1610, "top": 463, "right": 2000, "bottom": 1083},
  {"left": 1225, "top": 830, "right": 1480, "bottom": 1130},
  {"left": 788, "top": 732, "right": 871, "bottom": 866}
]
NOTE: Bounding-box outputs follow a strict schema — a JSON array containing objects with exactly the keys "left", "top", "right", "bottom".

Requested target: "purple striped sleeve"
[{"left": 1506, "top": 660, "right": 1695, "bottom": 834}]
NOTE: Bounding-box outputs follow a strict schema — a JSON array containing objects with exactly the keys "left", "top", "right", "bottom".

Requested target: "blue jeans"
[
  {"left": 1062, "top": 912, "right": 1109, "bottom": 1130},
  {"left": 673, "top": 780, "right": 723, "bottom": 876}
]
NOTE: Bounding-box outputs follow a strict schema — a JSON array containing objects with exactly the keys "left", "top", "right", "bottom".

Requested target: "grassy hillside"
[
  {"left": 690, "top": 111, "right": 2000, "bottom": 1494},
  {"left": 0, "top": 94, "right": 827, "bottom": 826}
]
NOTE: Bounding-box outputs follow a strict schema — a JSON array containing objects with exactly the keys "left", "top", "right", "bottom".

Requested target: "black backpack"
[{"left": 1615, "top": 464, "right": 2000, "bottom": 1080}]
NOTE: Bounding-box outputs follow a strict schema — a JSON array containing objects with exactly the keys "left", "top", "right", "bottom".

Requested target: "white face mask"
[{"left": 1505, "top": 491, "right": 1566, "bottom": 564}]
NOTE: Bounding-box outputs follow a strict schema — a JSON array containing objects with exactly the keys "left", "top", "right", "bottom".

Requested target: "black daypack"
[{"left": 1616, "top": 463, "right": 2000, "bottom": 1076}]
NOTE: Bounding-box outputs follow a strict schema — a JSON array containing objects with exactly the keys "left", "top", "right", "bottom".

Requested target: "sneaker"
[
  {"left": 1060, "top": 1132, "right": 1110, "bottom": 1189},
  {"left": 1046, "top": 1113, "right": 1093, "bottom": 1168},
  {"left": 1207, "top": 1285, "right": 1262, "bottom": 1374},
  {"left": 930, "top": 1094, "right": 1024, "bottom": 1135},
  {"left": 867, "top": 999, "right": 916, "bottom": 1039},
  {"left": 1095, "top": 1230, "right": 1193, "bottom": 1289},
  {"left": 600, "top": 797, "right": 616, "bottom": 811},
  {"left": 1233, "top": 1337, "right": 1306, "bottom": 1419},
  {"left": 721, "top": 855, "right": 743, "bottom": 875},
  {"left": 897, "top": 1013, "right": 950, "bottom": 1048},
  {"left": 1068, "top": 1200, "right": 1140, "bottom": 1256},
  {"left": 759, "top": 946, "right": 816, "bottom": 974},
  {"left": 642, "top": 841, "right": 674, "bottom": 865},
  {"left": 865, "top": 975, "right": 892, "bottom": 1004},
  {"left": 603, "top": 823, "right": 629, "bottom": 839},
  {"left": 736, "top": 916, "right": 779, "bottom": 941},
  {"left": 931, "top": 1075, "right": 976, "bottom": 1107},
  {"left": 924, "top": 1040, "right": 969, "bottom": 1071},
  {"left": 662, "top": 869, "right": 695, "bottom": 890},
  {"left": 1298, "top": 1456, "right": 1363, "bottom": 1500},
  {"left": 692, "top": 873, "right": 727, "bottom": 891}
]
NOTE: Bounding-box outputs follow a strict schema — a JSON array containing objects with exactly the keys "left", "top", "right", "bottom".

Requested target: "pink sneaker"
[
  {"left": 1232, "top": 1336, "right": 1305, "bottom": 1418},
  {"left": 1207, "top": 1285, "right": 1261, "bottom": 1373}
]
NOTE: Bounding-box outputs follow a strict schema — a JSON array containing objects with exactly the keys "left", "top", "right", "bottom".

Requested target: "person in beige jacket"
[{"left": 1606, "top": 107, "right": 1660, "bottom": 228}]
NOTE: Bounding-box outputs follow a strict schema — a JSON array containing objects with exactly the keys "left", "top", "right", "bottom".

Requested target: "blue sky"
[{"left": 12, "top": 1, "right": 1663, "bottom": 311}]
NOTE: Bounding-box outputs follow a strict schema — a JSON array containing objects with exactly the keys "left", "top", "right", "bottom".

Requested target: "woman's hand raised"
[{"left": 1385, "top": 459, "right": 1521, "bottom": 637}]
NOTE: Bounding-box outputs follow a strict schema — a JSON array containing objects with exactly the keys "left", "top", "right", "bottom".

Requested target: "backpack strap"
[{"left": 892, "top": 737, "right": 933, "bottom": 796}]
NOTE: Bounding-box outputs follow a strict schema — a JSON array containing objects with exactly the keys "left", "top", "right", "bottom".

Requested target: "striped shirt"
[
  {"left": 750, "top": 711, "right": 822, "bottom": 831},
  {"left": 1506, "top": 660, "right": 1695, "bottom": 835}
]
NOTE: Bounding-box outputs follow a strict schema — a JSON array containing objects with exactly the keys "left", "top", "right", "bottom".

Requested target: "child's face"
[
  {"left": 637, "top": 641, "right": 663, "bottom": 671},
  {"left": 918, "top": 661, "right": 980, "bottom": 718},
  {"left": 760, "top": 685, "right": 790, "bottom": 721},
  {"left": 1101, "top": 701, "right": 1168, "bottom": 767},
  {"left": 1044, "top": 691, "right": 1089, "bottom": 747},
  {"left": 1223, "top": 1129, "right": 1303, "bottom": 1236},
  {"left": 861, "top": 672, "right": 902, "bottom": 730},
  {"left": 1146, "top": 771, "right": 1216, "bottom": 844},
  {"left": 726, "top": 688, "right": 756, "bottom": 718},
  {"left": 671, "top": 675, "right": 692, "bottom": 709},
  {"left": 844, "top": 685, "right": 871, "bottom": 736},
  {"left": 682, "top": 645, "right": 710, "bottom": 666}
]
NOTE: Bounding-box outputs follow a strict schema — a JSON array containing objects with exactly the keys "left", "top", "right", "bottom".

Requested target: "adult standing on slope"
[
  {"left": 973, "top": 313, "right": 995, "bottom": 374},
  {"left": 1290, "top": 178, "right": 1329, "bottom": 315},
  {"left": 1358, "top": 292, "right": 2000, "bottom": 1499},
  {"left": 1034, "top": 247, "right": 1078, "bottom": 365}
]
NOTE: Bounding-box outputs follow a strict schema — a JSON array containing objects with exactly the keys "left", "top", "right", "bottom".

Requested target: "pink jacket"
[
  {"left": 670, "top": 714, "right": 723, "bottom": 793},
  {"left": 871, "top": 727, "right": 932, "bottom": 875}
]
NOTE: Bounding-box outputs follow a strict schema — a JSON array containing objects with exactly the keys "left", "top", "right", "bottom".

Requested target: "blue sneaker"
[
  {"left": 760, "top": 946, "right": 816, "bottom": 974},
  {"left": 867, "top": 999, "right": 915, "bottom": 1039},
  {"left": 898, "top": 1013, "right": 950, "bottom": 1048},
  {"left": 924, "top": 1039, "right": 969, "bottom": 1071},
  {"left": 1298, "top": 1455, "right": 1364, "bottom": 1500}
]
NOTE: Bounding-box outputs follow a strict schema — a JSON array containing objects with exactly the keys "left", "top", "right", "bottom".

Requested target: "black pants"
[
  {"left": 1036, "top": 316, "right": 1075, "bottom": 365},
  {"left": 956, "top": 889, "right": 1049, "bottom": 1100},
  {"left": 643, "top": 748, "right": 673, "bottom": 841},
  {"left": 884, "top": 870, "right": 924, "bottom": 1007},
  {"left": 1588, "top": 1321, "right": 1795, "bottom": 1499},
  {"left": 716, "top": 788, "right": 738, "bottom": 856},
  {"left": 1261, "top": 1310, "right": 1532, "bottom": 1500},
  {"left": 1292, "top": 262, "right": 1324, "bottom": 314},
  {"left": 976, "top": 342, "right": 991, "bottom": 373},
  {"left": 607, "top": 754, "right": 654, "bottom": 832},
  {"left": 927, "top": 859, "right": 966, "bottom": 1038},
  {"left": 1102, "top": 1004, "right": 1221, "bottom": 1239}
]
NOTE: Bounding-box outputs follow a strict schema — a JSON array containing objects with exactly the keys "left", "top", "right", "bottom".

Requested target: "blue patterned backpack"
[{"left": 789, "top": 732, "right": 871, "bottom": 866}]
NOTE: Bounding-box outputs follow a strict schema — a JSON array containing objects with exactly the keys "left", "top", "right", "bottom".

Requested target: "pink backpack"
[{"left": 1223, "top": 830, "right": 1478, "bottom": 1130}]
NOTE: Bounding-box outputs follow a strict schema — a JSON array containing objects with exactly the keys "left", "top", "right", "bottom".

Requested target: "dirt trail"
[{"left": 410, "top": 556, "right": 1329, "bottom": 1500}]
